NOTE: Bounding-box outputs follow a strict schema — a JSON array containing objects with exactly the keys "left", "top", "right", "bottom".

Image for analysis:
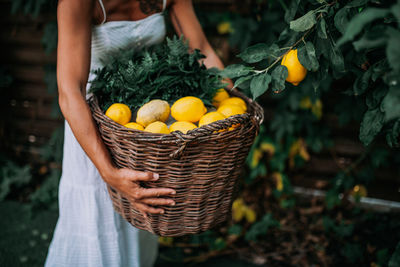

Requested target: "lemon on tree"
[
  {"left": 144, "top": 121, "right": 170, "bottom": 134},
  {"left": 212, "top": 88, "right": 230, "bottom": 108},
  {"left": 105, "top": 103, "right": 132, "bottom": 125},
  {"left": 171, "top": 96, "right": 207, "bottom": 123},
  {"left": 219, "top": 97, "right": 247, "bottom": 111},
  {"left": 169, "top": 121, "right": 197, "bottom": 134},
  {"left": 124, "top": 122, "right": 144, "bottom": 131},
  {"left": 281, "top": 49, "right": 307, "bottom": 86},
  {"left": 136, "top": 99, "right": 170, "bottom": 127}
]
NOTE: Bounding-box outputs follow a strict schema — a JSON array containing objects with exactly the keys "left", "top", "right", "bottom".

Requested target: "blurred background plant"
[{"left": 1, "top": 0, "right": 399, "bottom": 266}]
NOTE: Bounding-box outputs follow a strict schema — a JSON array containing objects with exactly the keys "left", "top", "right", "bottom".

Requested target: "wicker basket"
[{"left": 88, "top": 88, "right": 264, "bottom": 236}]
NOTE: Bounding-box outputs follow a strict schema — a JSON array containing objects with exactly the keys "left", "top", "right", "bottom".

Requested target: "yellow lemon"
[
  {"left": 169, "top": 121, "right": 197, "bottom": 134},
  {"left": 272, "top": 172, "right": 284, "bottom": 191},
  {"left": 212, "top": 88, "right": 230, "bottom": 108},
  {"left": 198, "top": 112, "right": 226, "bottom": 127},
  {"left": 217, "top": 21, "right": 233, "bottom": 34},
  {"left": 219, "top": 97, "right": 247, "bottom": 111},
  {"left": 144, "top": 121, "right": 170, "bottom": 134},
  {"left": 260, "top": 142, "right": 276, "bottom": 156},
  {"left": 105, "top": 103, "right": 132, "bottom": 125},
  {"left": 281, "top": 49, "right": 307, "bottom": 86},
  {"left": 351, "top": 185, "right": 367, "bottom": 199},
  {"left": 217, "top": 104, "right": 246, "bottom": 118},
  {"left": 232, "top": 199, "right": 246, "bottom": 222},
  {"left": 171, "top": 96, "right": 207, "bottom": 123},
  {"left": 124, "top": 122, "right": 144, "bottom": 131},
  {"left": 136, "top": 99, "right": 170, "bottom": 127},
  {"left": 244, "top": 208, "right": 257, "bottom": 224}
]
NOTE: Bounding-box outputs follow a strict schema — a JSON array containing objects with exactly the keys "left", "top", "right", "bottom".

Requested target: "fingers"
[
  {"left": 140, "top": 198, "right": 175, "bottom": 206},
  {"left": 135, "top": 188, "right": 176, "bottom": 199},
  {"left": 132, "top": 171, "right": 159, "bottom": 182},
  {"left": 135, "top": 202, "right": 165, "bottom": 215}
]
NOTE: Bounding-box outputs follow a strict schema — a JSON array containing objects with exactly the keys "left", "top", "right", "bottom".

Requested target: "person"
[{"left": 45, "top": 0, "right": 229, "bottom": 266}]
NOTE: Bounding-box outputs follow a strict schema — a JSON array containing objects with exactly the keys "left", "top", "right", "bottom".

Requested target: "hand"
[{"left": 102, "top": 167, "right": 176, "bottom": 217}]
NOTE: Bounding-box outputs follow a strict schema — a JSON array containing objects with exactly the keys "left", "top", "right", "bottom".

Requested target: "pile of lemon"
[{"left": 104, "top": 88, "right": 248, "bottom": 134}]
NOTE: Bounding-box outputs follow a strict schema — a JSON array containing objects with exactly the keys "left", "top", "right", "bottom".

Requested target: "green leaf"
[
  {"left": 317, "top": 17, "right": 328, "bottom": 39},
  {"left": 347, "top": 0, "right": 370, "bottom": 8},
  {"left": 221, "top": 64, "right": 253, "bottom": 78},
  {"left": 391, "top": 0, "right": 400, "bottom": 22},
  {"left": 328, "top": 39, "right": 345, "bottom": 74},
  {"left": 298, "top": 42, "right": 319, "bottom": 72},
  {"left": 238, "top": 43, "right": 269, "bottom": 63},
  {"left": 334, "top": 7, "right": 350, "bottom": 35},
  {"left": 228, "top": 224, "right": 243, "bottom": 236},
  {"left": 352, "top": 25, "right": 388, "bottom": 51},
  {"left": 233, "top": 75, "right": 253, "bottom": 89},
  {"left": 359, "top": 108, "right": 385, "bottom": 146},
  {"left": 284, "top": 0, "right": 300, "bottom": 23},
  {"left": 386, "top": 119, "right": 400, "bottom": 147},
  {"left": 337, "top": 8, "right": 390, "bottom": 46},
  {"left": 290, "top": 10, "right": 317, "bottom": 32},
  {"left": 250, "top": 73, "right": 271, "bottom": 100},
  {"left": 271, "top": 65, "right": 288, "bottom": 92},
  {"left": 382, "top": 85, "right": 400, "bottom": 122},
  {"left": 353, "top": 67, "right": 372, "bottom": 95},
  {"left": 386, "top": 27, "right": 400, "bottom": 73},
  {"left": 245, "top": 214, "right": 280, "bottom": 241}
]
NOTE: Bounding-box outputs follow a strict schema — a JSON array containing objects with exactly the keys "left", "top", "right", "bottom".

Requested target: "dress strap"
[
  {"left": 98, "top": 0, "right": 107, "bottom": 24},
  {"left": 162, "top": 0, "right": 166, "bottom": 12}
]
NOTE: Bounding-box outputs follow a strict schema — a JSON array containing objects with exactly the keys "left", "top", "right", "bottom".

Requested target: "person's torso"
[{"left": 87, "top": 0, "right": 167, "bottom": 91}]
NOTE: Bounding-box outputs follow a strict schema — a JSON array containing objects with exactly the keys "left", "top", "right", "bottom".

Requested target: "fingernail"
[
  {"left": 152, "top": 173, "right": 159, "bottom": 180},
  {"left": 171, "top": 191, "right": 176, "bottom": 195},
  {"left": 170, "top": 201, "right": 175, "bottom": 206},
  {"left": 160, "top": 210, "right": 164, "bottom": 214}
]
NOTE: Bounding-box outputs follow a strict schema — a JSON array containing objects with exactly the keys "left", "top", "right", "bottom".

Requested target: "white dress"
[{"left": 45, "top": 1, "right": 167, "bottom": 266}]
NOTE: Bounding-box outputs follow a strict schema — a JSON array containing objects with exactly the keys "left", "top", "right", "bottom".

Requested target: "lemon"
[
  {"left": 351, "top": 185, "right": 367, "bottom": 198},
  {"left": 217, "top": 104, "right": 245, "bottom": 131},
  {"left": 281, "top": 49, "right": 307, "bottom": 86},
  {"left": 244, "top": 208, "right": 257, "bottom": 224},
  {"left": 169, "top": 121, "right": 197, "bottom": 134},
  {"left": 124, "top": 122, "right": 144, "bottom": 131},
  {"left": 272, "top": 172, "right": 284, "bottom": 191},
  {"left": 198, "top": 112, "right": 226, "bottom": 127},
  {"left": 105, "top": 103, "right": 132, "bottom": 125},
  {"left": 136, "top": 99, "right": 170, "bottom": 127},
  {"left": 219, "top": 97, "right": 247, "bottom": 111},
  {"left": 171, "top": 96, "right": 207, "bottom": 123},
  {"left": 217, "top": 21, "right": 233, "bottom": 34},
  {"left": 212, "top": 88, "right": 230, "bottom": 107},
  {"left": 217, "top": 104, "right": 246, "bottom": 118},
  {"left": 144, "top": 121, "right": 170, "bottom": 134}
]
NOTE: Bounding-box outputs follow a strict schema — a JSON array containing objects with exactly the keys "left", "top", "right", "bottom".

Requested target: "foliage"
[
  {"left": 0, "top": 155, "right": 32, "bottom": 201},
  {"left": 222, "top": 0, "right": 400, "bottom": 148},
  {"left": 89, "top": 36, "right": 225, "bottom": 111}
]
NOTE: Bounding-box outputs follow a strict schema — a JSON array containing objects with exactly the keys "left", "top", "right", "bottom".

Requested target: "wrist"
[{"left": 98, "top": 163, "right": 117, "bottom": 184}]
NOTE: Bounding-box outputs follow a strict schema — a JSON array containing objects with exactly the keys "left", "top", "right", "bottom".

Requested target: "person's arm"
[
  {"left": 57, "top": 0, "right": 175, "bottom": 215},
  {"left": 169, "top": 0, "right": 233, "bottom": 88}
]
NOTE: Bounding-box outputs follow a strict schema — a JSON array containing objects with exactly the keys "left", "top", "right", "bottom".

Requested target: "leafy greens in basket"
[{"left": 89, "top": 35, "right": 225, "bottom": 111}]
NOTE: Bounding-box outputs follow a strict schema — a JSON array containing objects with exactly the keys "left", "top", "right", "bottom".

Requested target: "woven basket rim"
[{"left": 88, "top": 88, "right": 264, "bottom": 140}]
